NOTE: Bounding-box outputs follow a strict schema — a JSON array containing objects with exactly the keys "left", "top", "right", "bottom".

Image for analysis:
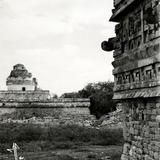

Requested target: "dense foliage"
[
  {"left": 0, "top": 124, "right": 123, "bottom": 153},
  {"left": 60, "top": 81, "right": 116, "bottom": 119},
  {"left": 80, "top": 81, "right": 116, "bottom": 119}
]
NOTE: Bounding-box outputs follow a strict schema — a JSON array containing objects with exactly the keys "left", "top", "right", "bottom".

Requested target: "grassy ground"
[{"left": 0, "top": 124, "right": 123, "bottom": 160}]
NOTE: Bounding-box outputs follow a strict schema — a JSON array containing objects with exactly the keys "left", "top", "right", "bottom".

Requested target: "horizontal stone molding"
[
  {"left": 0, "top": 90, "right": 49, "bottom": 93},
  {"left": 110, "top": 0, "right": 137, "bottom": 22},
  {"left": 0, "top": 98, "right": 90, "bottom": 108},
  {"left": 0, "top": 90, "right": 50, "bottom": 102},
  {"left": 113, "top": 87, "right": 160, "bottom": 99}
]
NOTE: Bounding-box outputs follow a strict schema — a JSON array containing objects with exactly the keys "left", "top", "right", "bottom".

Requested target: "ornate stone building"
[
  {"left": 6, "top": 64, "right": 37, "bottom": 91},
  {"left": 102, "top": 0, "right": 160, "bottom": 159}
]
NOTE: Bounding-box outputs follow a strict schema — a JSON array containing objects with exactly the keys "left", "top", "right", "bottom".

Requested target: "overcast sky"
[{"left": 0, "top": 0, "right": 116, "bottom": 95}]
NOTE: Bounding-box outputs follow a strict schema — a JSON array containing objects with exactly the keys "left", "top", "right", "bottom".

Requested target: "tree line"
[{"left": 60, "top": 81, "right": 116, "bottom": 119}]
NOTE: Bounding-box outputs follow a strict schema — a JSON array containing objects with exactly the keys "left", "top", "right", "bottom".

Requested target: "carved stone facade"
[{"left": 102, "top": 0, "right": 160, "bottom": 159}]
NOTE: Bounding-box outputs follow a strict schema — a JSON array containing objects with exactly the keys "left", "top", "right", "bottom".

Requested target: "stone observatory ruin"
[
  {"left": 0, "top": 64, "right": 92, "bottom": 126},
  {"left": 7, "top": 64, "right": 37, "bottom": 91},
  {"left": 102, "top": 0, "right": 160, "bottom": 159},
  {"left": 0, "top": 64, "right": 50, "bottom": 101}
]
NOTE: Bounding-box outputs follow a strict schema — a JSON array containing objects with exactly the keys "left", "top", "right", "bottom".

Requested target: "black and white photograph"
[{"left": 0, "top": 0, "right": 159, "bottom": 159}]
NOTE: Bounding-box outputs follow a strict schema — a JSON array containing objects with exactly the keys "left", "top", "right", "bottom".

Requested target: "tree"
[
  {"left": 60, "top": 81, "right": 116, "bottom": 119},
  {"left": 89, "top": 91, "right": 116, "bottom": 119},
  {"left": 79, "top": 81, "right": 115, "bottom": 119},
  {"left": 60, "top": 92, "right": 81, "bottom": 98}
]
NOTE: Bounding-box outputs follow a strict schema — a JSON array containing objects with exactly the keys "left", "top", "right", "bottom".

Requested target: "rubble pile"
[{"left": 93, "top": 108, "right": 123, "bottom": 128}]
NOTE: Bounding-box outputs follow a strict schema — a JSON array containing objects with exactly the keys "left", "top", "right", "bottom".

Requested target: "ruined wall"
[
  {"left": 0, "top": 99, "right": 92, "bottom": 126},
  {"left": 7, "top": 83, "right": 35, "bottom": 91},
  {"left": 6, "top": 64, "right": 36, "bottom": 91},
  {"left": 0, "top": 90, "right": 50, "bottom": 101},
  {"left": 102, "top": 0, "right": 160, "bottom": 159},
  {"left": 0, "top": 98, "right": 90, "bottom": 107},
  {"left": 0, "top": 107, "right": 91, "bottom": 125}
]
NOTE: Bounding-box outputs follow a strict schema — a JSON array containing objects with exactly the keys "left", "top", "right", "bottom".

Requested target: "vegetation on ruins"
[{"left": 61, "top": 81, "right": 116, "bottom": 119}]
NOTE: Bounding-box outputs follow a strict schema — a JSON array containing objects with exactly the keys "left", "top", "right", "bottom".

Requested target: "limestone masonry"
[
  {"left": 4, "top": 64, "right": 50, "bottom": 101},
  {"left": 0, "top": 64, "right": 91, "bottom": 126},
  {"left": 102, "top": 0, "right": 160, "bottom": 159},
  {"left": 7, "top": 64, "right": 37, "bottom": 91}
]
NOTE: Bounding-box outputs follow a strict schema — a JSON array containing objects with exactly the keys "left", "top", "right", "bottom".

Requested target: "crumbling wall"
[
  {"left": 102, "top": 0, "right": 160, "bottom": 159},
  {"left": 0, "top": 99, "right": 93, "bottom": 126},
  {"left": 0, "top": 90, "right": 50, "bottom": 101},
  {"left": 0, "top": 98, "right": 90, "bottom": 107},
  {"left": 0, "top": 107, "right": 93, "bottom": 127},
  {"left": 94, "top": 107, "right": 123, "bottom": 128}
]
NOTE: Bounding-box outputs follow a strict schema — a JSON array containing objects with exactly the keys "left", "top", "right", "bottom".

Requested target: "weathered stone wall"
[
  {"left": 0, "top": 99, "right": 92, "bottom": 126},
  {"left": 0, "top": 90, "right": 50, "bottom": 101},
  {"left": 0, "top": 98, "right": 90, "bottom": 107},
  {"left": 121, "top": 100, "right": 160, "bottom": 159},
  {"left": 6, "top": 64, "right": 36, "bottom": 91},
  {"left": 0, "top": 107, "right": 90, "bottom": 119},
  {"left": 102, "top": 0, "right": 160, "bottom": 159},
  {"left": 7, "top": 83, "right": 35, "bottom": 91}
]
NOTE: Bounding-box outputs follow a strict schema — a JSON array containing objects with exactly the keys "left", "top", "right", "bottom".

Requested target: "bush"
[
  {"left": 47, "top": 125, "right": 98, "bottom": 142},
  {"left": 53, "top": 141, "right": 75, "bottom": 149},
  {"left": 16, "top": 125, "right": 44, "bottom": 142},
  {"left": 60, "top": 81, "right": 116, "bottom": 119},
  {"left": 0, "top": 124, "right": 123, "bottom": 153},
  {"left": 91, "top": 128, "right": 124, "bottom": 145},
  {"left": 0, "top": 124, "right": 45, "bottom": 143},
  {"left": 0, "top": 143, "right": 11, "bottom": 154},
  {"left": 47, "top": 125, "right": 123, "bottom": 145}
]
